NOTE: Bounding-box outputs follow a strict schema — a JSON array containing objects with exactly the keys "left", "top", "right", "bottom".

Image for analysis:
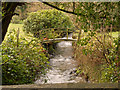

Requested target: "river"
[{"left": 35, "top": 33, "right": 85, "bottom": 84}]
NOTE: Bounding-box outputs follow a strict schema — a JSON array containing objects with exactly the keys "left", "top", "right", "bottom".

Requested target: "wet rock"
[
  {"left": 49, "top": 54, "right": 54, "bottom": 58},
  {"left": 69, "top": 70, "right": 77, "bottom": 75},
  {"left": 84, "top": 73, "right": 89, "bottom": 82}
]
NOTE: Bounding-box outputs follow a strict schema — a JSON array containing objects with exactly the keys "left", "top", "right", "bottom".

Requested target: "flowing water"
[{"left": 35, "top": 33, "right": 84, "bottom": 84}]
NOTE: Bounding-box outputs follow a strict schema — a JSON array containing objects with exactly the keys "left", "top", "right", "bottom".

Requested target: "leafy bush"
[
  {"left": 1, "top": 29, "right": 49, "bottom": 85},
  {"left": 73, "top": 2, "right": 119, "bottom": 83},
  {"left": 101, "top": 38, "right": 120, "bottom": 82},
  {"left": 23, "top": 9, "right": 74, "bottom": 38},
  {"left": 11, "top": 15, "right": 23, "bottom": 24},
  {"left": 74, "top": 32, "right": 120, "bottom": 83}
]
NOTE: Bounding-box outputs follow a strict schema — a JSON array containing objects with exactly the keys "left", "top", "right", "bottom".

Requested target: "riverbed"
[{"left": 35, "top": 33, "right": 85, "bottom": 84}]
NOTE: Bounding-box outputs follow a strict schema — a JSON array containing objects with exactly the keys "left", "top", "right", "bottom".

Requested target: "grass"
[
  {"left": 73, "top": 30, "right": 119, "bottom": 39},
  {"left": 8, "top": 23, "right": 25, "bottom": 37},
  {"left": 7, "top": 23, "right": 68, "bottom": 41},
  {"left": 5, "top": 23, "right": 35, "bottom": 42},
  {"left": 6, "top": 24, "right": 119, "bottom": 42},
  {"left": 8, "top": 23, "right": 23, "bottom": 30}
]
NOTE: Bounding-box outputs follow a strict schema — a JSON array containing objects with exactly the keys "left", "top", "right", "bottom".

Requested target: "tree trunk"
[
  {"left": 1, "top": 2, "right": 18, "bottom": 43},
  {"left": 1, "top": 2, "right": 24, "bottom": 44}
]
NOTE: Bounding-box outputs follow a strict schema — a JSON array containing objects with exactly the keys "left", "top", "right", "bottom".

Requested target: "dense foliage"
[
  {"left": 1, "top": 2, "right": 119, "bottom": 84},
  {"left": 1, "top": 29, "right": 49, "bottom": 85},
  {"left": 72, "top": 2, "right": 119, "bottom": 82},
  {"left": 23, "top": 9, "right": 74, "bottom": 38}
]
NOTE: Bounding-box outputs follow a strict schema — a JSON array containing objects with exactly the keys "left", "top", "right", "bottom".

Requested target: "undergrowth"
[
  {"left": 1, "top": 29, "right": 49, "bottom": 85},
  {"left": 73, "top": 31, "right": 119, "bottom": 83}
]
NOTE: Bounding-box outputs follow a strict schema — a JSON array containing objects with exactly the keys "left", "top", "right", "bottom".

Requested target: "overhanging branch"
[{"left": 42, "top": 2, "right": 85, "bottom": 17}]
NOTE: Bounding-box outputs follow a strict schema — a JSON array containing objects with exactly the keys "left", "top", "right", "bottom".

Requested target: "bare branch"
[{"left": 42, "top": 2, "right": 85, "bottom": 17}]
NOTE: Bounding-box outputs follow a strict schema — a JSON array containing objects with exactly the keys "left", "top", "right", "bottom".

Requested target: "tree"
[
  {"left": 1, "top": 2, "right": 81, "bottom": 44},
  {"left": 1, "top": 2, "right": 82, "bottom": 44},
  {"left": 1, "top": 1, "right": 120, "bottom": 83},
  {"left": 1, "top": 2, "right": 119, "bottom": 43},
  {"left": 1, "top": 2, "right": 25, "bottom": 44}
]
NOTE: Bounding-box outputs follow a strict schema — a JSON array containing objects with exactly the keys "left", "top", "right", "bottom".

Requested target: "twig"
[{"left": 94, "top": 36, "right": 109, "bottom": 65}]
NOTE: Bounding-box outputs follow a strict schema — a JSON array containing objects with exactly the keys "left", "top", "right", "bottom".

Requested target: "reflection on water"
[{"left": 35, "top": 33, "right": 84, "bottom": 84}]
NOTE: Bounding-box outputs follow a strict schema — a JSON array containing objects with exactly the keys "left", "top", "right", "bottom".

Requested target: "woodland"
[{"left": 1, "top": 2, "right": 120, "bottom": 85}]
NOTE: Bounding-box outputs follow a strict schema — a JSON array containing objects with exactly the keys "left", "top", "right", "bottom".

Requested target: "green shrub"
[
  {"left": 101, "top": 38, "right": 120, "bottom": 82},
  {"left": 1, "top": 29, "right": 49, "bottom": 85},
  {"left": 23, "top": 9, "right": 74, "bottom": 38},
  {"left": 11, "top": 15, "right": 23, "bottom": 24}
]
